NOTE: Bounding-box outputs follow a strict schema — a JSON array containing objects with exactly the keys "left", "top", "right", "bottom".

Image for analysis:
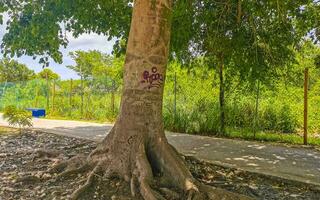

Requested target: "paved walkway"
[{"left": 1, "top": 114, "right": 320, "bottom": 186}]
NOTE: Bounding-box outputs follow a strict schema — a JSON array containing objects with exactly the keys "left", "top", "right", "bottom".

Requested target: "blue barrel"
[{"left": 26, "top": 108, "right": 46, "bottom": 118}]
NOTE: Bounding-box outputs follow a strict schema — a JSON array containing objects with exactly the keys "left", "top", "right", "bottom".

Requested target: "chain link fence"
[
  {"left": 0, "top": 71, "right": 219, "bottom": 132},
  {"left": 0, "top": 70, "right": 319, "bottom": 135},
  {"left": 163, "top": 70, "right": 220, "bottom": 133},
  {"left": 0, "top": 79, "right": 121, "bottom": 121}
]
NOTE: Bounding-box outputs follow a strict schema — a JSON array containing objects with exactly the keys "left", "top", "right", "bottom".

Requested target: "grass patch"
[
  {"left": 225, "top": 128, "right": 320, "bottom": 146},
  {"left": 0, "top": 126, "right": 19, "bottom": 135},
  {"left": 45, "top": 115, "right": 111, "bottom": 124}
]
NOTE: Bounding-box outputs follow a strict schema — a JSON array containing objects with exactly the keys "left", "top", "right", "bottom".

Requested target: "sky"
[{"left": 0, "top": 15, "right": 115, "bottom": 80}]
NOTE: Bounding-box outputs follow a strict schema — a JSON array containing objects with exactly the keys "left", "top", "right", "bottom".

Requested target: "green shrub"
[
  {"left": 0, "top": 65, "right": 316, "bottom": 136},
  {"left": 261, "top": 105, "right": 278, "bottom": 131},
  {"left": 276, "top": 105, "right": 297, "bottom": 133},
  {"left": 226, "top": 97, "right": 255, "bottom": 128},
  {"left": 3, "top": 105, "right": 33, "bottom": 133}
]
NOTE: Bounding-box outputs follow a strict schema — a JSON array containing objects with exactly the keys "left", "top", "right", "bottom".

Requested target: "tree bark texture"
[
  {"left": 219, "top": 54, "right": 226, "bottom": 135},
  {"left": 51, "top": 1, "right": 250, "bottom": 199}
]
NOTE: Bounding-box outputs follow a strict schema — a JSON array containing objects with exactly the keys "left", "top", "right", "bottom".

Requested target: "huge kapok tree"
[{"left": 0, "top": 0, "right": 319, "bottom": 199}]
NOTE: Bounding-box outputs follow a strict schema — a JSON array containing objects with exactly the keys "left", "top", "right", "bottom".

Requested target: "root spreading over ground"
[
  {"left": 45, "top": 124, "right": 249, "bottom": 200},
  {"left": 1, "top": 131, "right": 320, "bottom": 200}
]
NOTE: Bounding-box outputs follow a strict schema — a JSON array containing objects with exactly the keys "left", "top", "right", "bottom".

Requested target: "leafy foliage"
[
  {"left": 37, "top": 68, "right": 60, "bottom": 80},
  {"left": 1, "top": 0, "right": 317, "bottom": 66},
  {"left": 1, "top": 41, "right": 320, "bottom": 135},
  {"left": 0, "top": 58, "right": 35, "bottom": 82},
  {"left": 3, "top": 105, "right": 33, "bottom": 133},
  {"left": 68, "top": 50, "right": 123, "bottom": 94},
  {"left": 0, "top": 0, "right": 133, "bottom": 64},
  {"left": 163, "top": 63, "right": 303, "bottom": 134}
]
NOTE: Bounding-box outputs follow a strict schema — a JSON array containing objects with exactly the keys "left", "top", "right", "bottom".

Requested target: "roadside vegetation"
[
  {"left": 2, "top": 105, "right": 33, "bottom": 134},
  {"left": 0, "top": 42, "right": 319, "bottom": 145},
  {"left": 0, "top": 126, "right": 18, "bottom": 135}
]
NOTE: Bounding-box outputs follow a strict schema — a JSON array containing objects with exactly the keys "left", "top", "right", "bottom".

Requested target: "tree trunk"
[
  {"left": 54, "top": 1, "right": 249, "bottom": 199},
  {"left": 111, "top": 80, "right": 115, "bottom": 114},
  {"left": 69, "top": 79, "right": 73, "bottom": 116},
  {"left": 237, "top": 0, "right": 242, "bottom": 25},
  {"left": 52, "top": 79, "right": 56, "bottom": 113},
  {"left": 253, "top": 80, "right": 260, "bottom": 138},
  {"left": 88, "top": 0, "right": 196, "bottom": 197},
  {"left": 46, "top": 73, "right": 49, "bottom": 111},
  {"left": 86, "top": 88, "right": 91, "bottom": 119},
  {"left": 35, "top": 85, "right": 39, "bottom": 108},
  {"left": 174, "top": 71, "right": 177, "bottom": 124},
  {"left": 80, "top": 75, "right": 84, "bottom": 118},
  {"left": 304, "top": 68, "right": 308, "bottom": 145},
  {"left": 219, "top": 54, "right": 226, "bottom": 135},
  {"left": 2, "top": 80, "right": 7, "bottom": 98}
]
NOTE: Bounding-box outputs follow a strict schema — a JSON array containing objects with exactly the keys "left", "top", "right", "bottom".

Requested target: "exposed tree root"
[
  {"left": 32, "top": 149, "right": 61, "bottom": 161},
  {"left": 159, "top": 187, "right": 180, "bottom": 199},
  {"left": 71, "top": 162, "right": 104, "bottom": 200},
  {"left": 47, "top": 132, "right": 252, "bottom": 200},
  {"left": 16, "top": 175, "right": 41, "bottom": 184},
  {"left": 49, "top": 155, "right": 88, "bottom": 173},
  {"left": 55, "top": 163, "right": 92, "bottom": 181}
]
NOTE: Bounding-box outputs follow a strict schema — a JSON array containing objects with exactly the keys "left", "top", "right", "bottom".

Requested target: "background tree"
[
  {"left": 172, "top": 0, "right": 319, "bottom": 135},
  {"left": 91, "top": 54, "right": 124, "bottom": 88},
  {"left": 67, "top": 51, "right": 102, "bottom": 80},
  {"left": 67, "top": 50, "right": 105, "bottom": 117},
  {"left": 37, "top": 68, "right": 59, "bottom": 110},
  {"left": 0, "top": 58, "right": 35, "bottom": 98},
  {"left": 92, "top": 54, "right": 124, "bottom": 114},
  {"left": 0, "top": 58, "right": 35, "bottom": 82},
  {"left": 37, "top": 68, "right": 60, "bottom": 80}
]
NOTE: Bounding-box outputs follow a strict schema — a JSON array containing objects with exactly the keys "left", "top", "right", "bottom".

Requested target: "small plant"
[
  {"left": 276, "top": 105, "right": 297, "bottom": 133},
  {"left": 3, "top": 105, "right": 33, "bottom": 133}
]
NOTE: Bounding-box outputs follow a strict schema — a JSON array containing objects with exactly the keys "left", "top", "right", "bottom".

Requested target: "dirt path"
[{"left": 1, "top": 114, "right": 320, "bottom": 187}]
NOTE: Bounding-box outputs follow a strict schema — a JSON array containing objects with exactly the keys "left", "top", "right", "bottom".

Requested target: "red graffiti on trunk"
[{"left": 141, "top": 67, "right": 164, "bottom": 89}]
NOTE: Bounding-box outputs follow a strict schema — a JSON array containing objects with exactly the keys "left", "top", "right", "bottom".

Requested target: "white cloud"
[{"left": 0, "top": 15, "right": 115, "bottom": 80}]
